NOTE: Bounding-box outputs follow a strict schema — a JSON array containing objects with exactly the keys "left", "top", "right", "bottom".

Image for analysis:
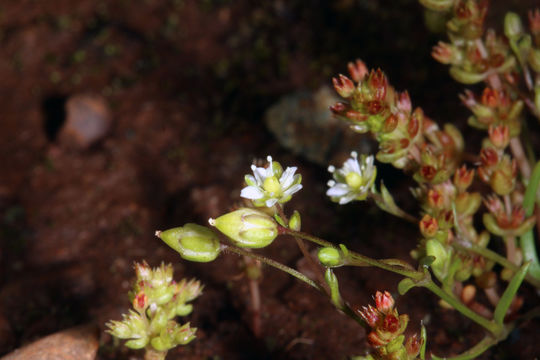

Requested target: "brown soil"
[{"left": 0, "top": 1, "right": 538, "bottom": 359}]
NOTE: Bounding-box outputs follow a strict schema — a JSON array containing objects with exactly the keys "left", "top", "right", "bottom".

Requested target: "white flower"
[
  {"left": 241, "top": 156, "right": 303, "bottom": 207},
  {"left": 327, "top": 152, "right": 376, "bottom": 204}
]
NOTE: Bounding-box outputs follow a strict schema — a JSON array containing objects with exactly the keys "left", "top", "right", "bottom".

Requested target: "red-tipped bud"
[
  {"left": 383, "top": 114, "right": 398, "bottom": 132},
  {"left": 367, "top": 100, "right": 383, "bottom": 115},
  {"left": 455, "top": 0, "right": 472, "bottom": 19},
  {"left": 374, "top": 291, "right": 394, "bottom": 313},
  {"left": 454, "top": 165, "right": 475, "bottom": 191},
  {"left": 360, "top": 305, "right": 380, "bottom": 327},
  {"left": 481, "top": 88, "right": 499, "bottom": 107},
  {"left": 133, "top": 292, "right": 148, "bottom": 311},
  {"left": 420, "top": 214, "right": 439, "bottom": 238},
  {"left": 427, "top": 189, "right": 444, "bottom": 209},
  {"left": 484, "top": 195, "right": 503, "bottom": 215},
  {"left": 420, "top": 165, "right": 437, "bottom": 181},
  {"left": 397, "top": 91, "right": 412, "bottom": 113},
  {"left": 333, "top": 74, "right": 355, "bottom": 98},
  {"left": 480, "top": 147, "right": 499, "bottom": 167},
  {"left": 367, "top": 331, "right": 385, "bottom": 347},
  {"left": 407, "top": 111, "right": 420, "bottom": 138},
  {"left": 488, "top": 125, "right": 510, "bottom": 149},
  {"left": 529, "top": 9, "right": 540, "bottom": 35},
  {"left": 368, "top": 69, "right": 388, "bottom": 100},
  {"left": 382, "top": 313, "right": 400, "bottom": 333},
  {"left": 432, "top": 41, "right": 460, "bottom": 64},
  {"left": 330, "top": 102, "right": 348, "bottom": 115},
  {"left": 406, "top": 334, "right": 422, "bottom": 357},
  {"left": 348, "top": 59, "right": 368, "bottom": 82},
  {"left": 345, "top": 110, "right": 368, "bottom": 122}
]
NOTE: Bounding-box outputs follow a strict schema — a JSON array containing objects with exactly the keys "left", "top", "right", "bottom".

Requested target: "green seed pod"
[
  {"left": 449, "top": 66, "right": 486, "bottom": 84},
  {"left": 210, "top": 208, "right": 278, "bottom": 248},
  {"left": 504, "top": 12, "right": 524, "bottom": 40},
  {"left": 125, "top": 336, "right": 149, "bottom": 350},
  {"left": 176, "top": 303, "right": 193, "bottom": 317},
  {"left": 425, "top": 239, "right": 449, "bottom": 279},
  {"left": 289, "top": 210, "right": 301, "bottom": 231},
  {"left": 317, "top": 247, "right": 343, "bottom": 267},
  {"left": 419, "top": 0, "right": 454, "bottom": 11},
  {"left": 157, "top": 223, "right": 221, "bottom": 263}
]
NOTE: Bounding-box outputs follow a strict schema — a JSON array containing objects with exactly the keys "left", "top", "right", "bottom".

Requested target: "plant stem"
[
  {"left": 144, "top": 348, "right": 167, "bottom": 360},
  {"left": 222, "top": 245, "right": 321, "bottom": 291},
  {"left": 520, "top": 160, "right": 540, "bottom": 281},
  {"left": 423, "top": 281, "right": 501, "bottom": 336},
  {"left": 284, "top": 228, "right": 424, "bottom": 280}
]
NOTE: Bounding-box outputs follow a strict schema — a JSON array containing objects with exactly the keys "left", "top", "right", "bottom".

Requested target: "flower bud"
[
  {"left": 347, "top": 59, "right": 368, "bottom": 82},
  {"left": 374, "top": 291, "right": 395, "bottom": 313},
  {"left": 157, "top": 224, "right": 221, "bottom": 263},
  {"left": 420, "top": 214, "right": 439, "bottom": 238},
  {"left": 209, "top": 208, "right": 278, "bottom": 248},
  {"left": 529, "top": 49, "right": 540, "bottom": 73},
  {"left": 449, "top": 66, "right": 486, "bottom": 84},
  {"left": 289, "top": 210, "right": 301, "bottom": 231},
  {"left": 425, "top": 239, "right": 449, "bottom": 278},
  {"left": 504, "top": 12, "right": 524, "bottom": 40},
  {"left": 332, "top": 74, "right": 355, "bottom": 98},
  {"left": 317, "top": 247, "right": 343, "bottom": 267},
  {"left": 453, "top": 165, "right": 475, "bottom": 191},
  {"left": 419, "top": 0, "right": 454, "bottom": 11}
]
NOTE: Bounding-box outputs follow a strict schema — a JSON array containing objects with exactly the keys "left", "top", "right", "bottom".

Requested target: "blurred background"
[{"left": 0, "top": 0, "right": 537, "bottom": 359}]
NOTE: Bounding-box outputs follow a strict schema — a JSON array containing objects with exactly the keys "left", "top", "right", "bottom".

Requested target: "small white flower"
[
  {"left": 327, "top": 151, "right": 376, "bottom": 204},
  {"left": 241, "top": 156, "right": 303, "bottom": 207}
]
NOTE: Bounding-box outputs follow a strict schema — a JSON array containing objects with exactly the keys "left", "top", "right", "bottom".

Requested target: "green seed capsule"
[
  {"left": 210, "top": 208, "right": 278, "bottom": 248},
  {"left": 156, "top": 223, "right": 221, "bottom": 262},
  {"left": 317, "top": 247, "right": 342, "bottom": 267}
]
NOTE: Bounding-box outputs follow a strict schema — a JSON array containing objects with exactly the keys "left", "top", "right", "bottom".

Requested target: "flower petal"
[
  {"left": 240, "top": 186, "right": 265, "bottom": 200},
  {"left": 326, "top": 183, "right": 350, "bottom": 197}
]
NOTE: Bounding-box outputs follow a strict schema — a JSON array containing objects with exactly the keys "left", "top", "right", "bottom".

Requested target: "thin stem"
[
  {"left": 144, "top": 348, "right": 167, "bottom": 360},
  {"left": 423, "top": 281, "right": 501, "bottom": 336},
  {"left": 520, "top": 161, "right": 540, "bottom": 281},
  {"left": 222, "top": 245, "right": 322, "bottom": 291},
  {"left": 510, "top": 137, "right": 532, "bottom": 180},
  {"left": 284, "top": 228, "right": 425, "bottom": 280}
]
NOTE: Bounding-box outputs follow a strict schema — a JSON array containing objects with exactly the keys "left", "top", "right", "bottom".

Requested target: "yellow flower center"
[
  {"left": 345, "top": 172, "right": 363, "bottom": 189},
  {"left": 263, "top": 176, "right": 282, "bottom": 195}
]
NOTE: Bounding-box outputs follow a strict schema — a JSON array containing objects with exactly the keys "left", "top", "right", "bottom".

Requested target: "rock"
[
  {"left": 264, "top": 86, "right": 375, "bottom": 166},
  {"left": 59, "top": 94, "right": 111, "bottom": 149},
  {"left": 1, "top": 324, "right": 99, "bottom": 360}
]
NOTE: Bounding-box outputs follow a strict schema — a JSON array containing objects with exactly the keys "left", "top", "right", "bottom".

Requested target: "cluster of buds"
[
  {"left": 358, "top": 291, "right": 423, "bottom": 360},
  {"left": 478, "top": 141, "right": 517, "bottom": 196},
  {"left": 106, "top": 262, "right": 202, "bottom": 353},
  {"left": 331, "top": 60, "right": 463, "bottom": 181},
  {"left": 483, "top": 195, "right": 536, "bottom": 238},
  {"left": 460, "top": 88, "right": 523, "bottom": 137},
  {"left": 430, "top": 1, "right": 516, "bottom": 84}
]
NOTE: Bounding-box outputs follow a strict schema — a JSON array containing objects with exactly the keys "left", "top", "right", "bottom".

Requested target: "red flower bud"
[
  {"left": 481, "top": 88, "right": 499, "bottom": 107},
  {"left": 374, "top": 291, "right": 395, "bottom": 313},
  {"left": 488, "top": 125, "right": 510, "bottom": 149},
  {"left": 346, "top": 110, "right": 367, "bottom": 122},
  {"left": 133, "top": 291, "right": 148, "bottom": 311},
  {"left": 421, "top": 165, "right": 437, "bottom": 181},
  {"left": 347, "top": 59, "right": 368, "bottom": 82},
  {"left": 529, "top": 9, "right": 540, "bottom": 35},
  {"left": 333, "top": 74, "right": 355, "bottom": 98},
  {"left": 397, "top": 91, "right": 412, "bottom": 113},
  {"left": 453, "top": 165, "right": 475, "bottom": 191},
  {"left": 368, "top": 69, "right": 388, "bottom": 100},
  {"left": 420, "top": 214, "right": 439, "bottom": 238},
  {"left": 405, "top": 334, "right": 422, "bottom": 357},
  {"left": 383, "top": 114, "right": 398, "bottom": 133},
  {"left": 360, "top": 305, "right": 380, "bottom": 327},
  {"left": 428, "top": 189, "right": 444, "bottom": 209},
  {"left": 480, "top": 147, "right": 499, "bottom": 167},
  {"left": 330, "top": 102, "right": 348, "bottom": 115},
  {"left": 367, "top": 100, "right": 383, "bottom": 115},
  {"left": 382, "top": 313, "right": 400, "bottom": 333}
]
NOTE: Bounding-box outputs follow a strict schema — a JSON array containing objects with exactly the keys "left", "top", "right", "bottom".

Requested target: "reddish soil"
[{"left": 0, "top": 1, "right": 538, "bottom": 359}]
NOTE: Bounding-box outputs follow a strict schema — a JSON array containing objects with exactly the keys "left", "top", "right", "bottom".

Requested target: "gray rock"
[
  {"left": 1, "top": 324, "right": 99, "bottom": 360},
  {"left": 59, "top": 94, "right": 111, "bottom": 149}
]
